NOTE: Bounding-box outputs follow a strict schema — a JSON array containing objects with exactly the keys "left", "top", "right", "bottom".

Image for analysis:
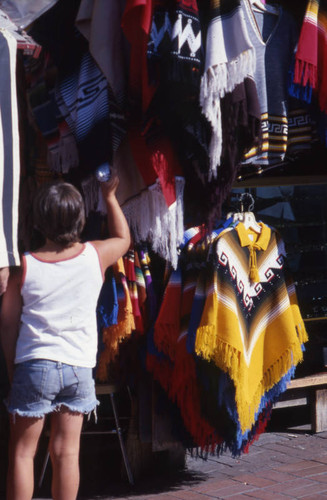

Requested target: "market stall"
[{"left": 0, "top": 0, "right": 326, "bottom": 493}]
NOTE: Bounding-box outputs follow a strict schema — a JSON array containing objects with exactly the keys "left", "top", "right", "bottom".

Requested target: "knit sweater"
[{"left": 240, "top": 0, "right": 313, "bottom": 167}]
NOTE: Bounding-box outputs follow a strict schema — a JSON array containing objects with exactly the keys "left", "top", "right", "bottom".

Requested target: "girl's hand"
[{"left": 99, "top": 168, "right": 119, "bottom": 201}]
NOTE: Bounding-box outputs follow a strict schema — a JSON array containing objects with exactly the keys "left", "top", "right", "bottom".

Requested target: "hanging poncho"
[{"left": 195, "top": 222, "right": 308, "bottom": 434}]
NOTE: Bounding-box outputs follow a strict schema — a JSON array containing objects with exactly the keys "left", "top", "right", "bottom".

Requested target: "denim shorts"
[{"left": 5, "top": 359, "right": 99, "bottom": 419}]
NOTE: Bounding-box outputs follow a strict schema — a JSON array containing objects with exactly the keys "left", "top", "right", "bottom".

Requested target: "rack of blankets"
[{"left": 96, "top": 216, "right": 308, "bottom": 456}]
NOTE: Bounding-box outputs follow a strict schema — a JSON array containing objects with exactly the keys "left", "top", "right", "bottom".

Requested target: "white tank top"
[{"left": 15, "top": 242, "right": 104, "bottom": 368}]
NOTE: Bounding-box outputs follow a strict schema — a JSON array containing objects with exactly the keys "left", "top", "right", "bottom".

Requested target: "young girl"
[{"left": 0, "top": 172, "right": 130, "bottom": 500}]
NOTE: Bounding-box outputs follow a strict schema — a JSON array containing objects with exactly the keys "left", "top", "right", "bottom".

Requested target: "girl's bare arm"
[
  {"left": 91, "top": 172, "right": 131, "bottom": 271},
  {"left": 0, "top": 267, "right": 22, "bottom": 383}
]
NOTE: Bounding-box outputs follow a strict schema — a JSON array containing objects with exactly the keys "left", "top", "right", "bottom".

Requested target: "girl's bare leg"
[
  {"left": 7, "top": 414, "right": 45, "bottom": 500},
  {"left": 49, "top": 407, "right": 84, "bottom": 500}
]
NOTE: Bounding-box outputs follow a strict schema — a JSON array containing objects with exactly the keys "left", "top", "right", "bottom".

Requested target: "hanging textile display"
[
  {"left": 240, "top": 0, "right": 314, "bottom": 169},
  {"left": 28, "top": 0, "right": 117, "bottom": 180},
  {"left": 289, "top": 0, "right": 327, "bottom": 145}
]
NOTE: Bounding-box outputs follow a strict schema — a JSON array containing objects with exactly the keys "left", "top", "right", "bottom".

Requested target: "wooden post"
[{"left": 312, "top": 388, "right": 327, "bottom": 433}]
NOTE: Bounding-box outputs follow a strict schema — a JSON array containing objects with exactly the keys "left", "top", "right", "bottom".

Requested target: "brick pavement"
[{"left": 33, "top": 429, "right": 327, "bottom": 500}]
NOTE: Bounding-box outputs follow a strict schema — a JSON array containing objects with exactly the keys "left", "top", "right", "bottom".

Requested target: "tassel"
[{"left": 249, "top": 265, "right": 260, "bottom": 283}]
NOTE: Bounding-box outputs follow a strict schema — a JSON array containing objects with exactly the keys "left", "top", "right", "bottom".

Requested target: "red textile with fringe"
[{"left": 293, "top": 0, "right": 327, "bottom": 113}]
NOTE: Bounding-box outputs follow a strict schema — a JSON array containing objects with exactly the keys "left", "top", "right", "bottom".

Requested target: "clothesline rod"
[{"left": 236, "top": 161, "right": 294, "bottom": 182}]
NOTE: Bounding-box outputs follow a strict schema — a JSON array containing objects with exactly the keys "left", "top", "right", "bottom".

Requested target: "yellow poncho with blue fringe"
[{"left": 195, "top": 222, "right": 308, "bottom": 434}]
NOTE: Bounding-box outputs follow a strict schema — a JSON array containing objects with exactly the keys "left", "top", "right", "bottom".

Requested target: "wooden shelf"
[
  {"left": 234, "top": 175, "right": 327, "bottom": 189},
  {"left": 304, "top": 317, "right": 327, "bottom": 323},
  {"left": 289, "top": 372, "right": 327, "bottom": 389}
]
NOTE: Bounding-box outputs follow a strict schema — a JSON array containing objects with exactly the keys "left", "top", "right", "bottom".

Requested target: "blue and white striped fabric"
[{"left": 0, "top": 30, "right": 20, "bottom": 267}]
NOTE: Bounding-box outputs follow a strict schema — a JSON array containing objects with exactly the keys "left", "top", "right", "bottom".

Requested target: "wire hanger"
[
  {"left": 250, "top": 0, "right": 279, "bottom": 16},
  {"left": 227, "top": 193, "right": 262, "bottom": 233}
]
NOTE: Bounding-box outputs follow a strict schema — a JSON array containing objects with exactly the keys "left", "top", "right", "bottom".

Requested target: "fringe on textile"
[
  {"left": 287, "top": 284, "right": 309, "bottom": 346},
  {"left": 195, "top": 324, "right": 305, "bottom": 433},
  {"left": 147, "top": 348, "right": 221, "bottom": 452},
  {"left": 81, "top": 175, "right": 101, "bottom": 216},
  {"left": 47, "top": 127, "right": 79, "bottom": 174},
  {"left": 122, "top": 177, "right": 185, "bottom": 269},
  {"left": 96, "top": 311, "right": 136, "bottom": 382},
  {"left": 293, "top": 59, "right": 317, "bottom": 93},
  {"left": 199, "top": 50, "right": 256, "bottom": 179}
]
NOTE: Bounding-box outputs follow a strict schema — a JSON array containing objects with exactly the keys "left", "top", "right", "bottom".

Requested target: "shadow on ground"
[{"left": 36, "top": 435, "right": 207, "bottom": 500}]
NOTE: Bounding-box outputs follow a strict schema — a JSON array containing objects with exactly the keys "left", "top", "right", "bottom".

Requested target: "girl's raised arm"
[{"left": 91, "top": 172, "right": 131, "bottom": 272}]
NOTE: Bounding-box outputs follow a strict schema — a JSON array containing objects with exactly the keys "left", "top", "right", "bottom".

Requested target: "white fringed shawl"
[{"left": 200, "top": 0, "right": 256, "bottom": 179}]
